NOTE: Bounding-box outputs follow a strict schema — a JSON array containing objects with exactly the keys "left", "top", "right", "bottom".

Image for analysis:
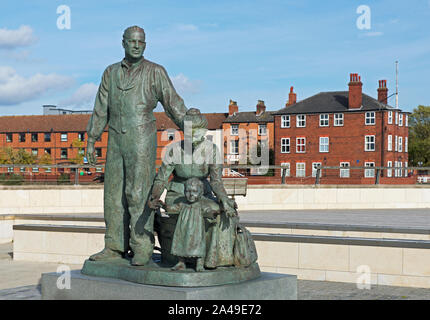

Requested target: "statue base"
[
  {"left": 41, "top": 270, "right": 297, "bottom": 300},
  {"left": 80, "top": 257, "right": 261, "bottom": 287}
]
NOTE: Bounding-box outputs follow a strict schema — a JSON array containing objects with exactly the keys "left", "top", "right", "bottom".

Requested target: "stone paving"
[{"left": 239, "top": 208, "right": 430, "bottom": 229}]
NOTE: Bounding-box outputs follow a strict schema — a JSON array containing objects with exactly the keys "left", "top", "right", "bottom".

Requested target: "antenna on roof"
[{"left": 395, "top": 61, "right": 399, "bottom": 109}]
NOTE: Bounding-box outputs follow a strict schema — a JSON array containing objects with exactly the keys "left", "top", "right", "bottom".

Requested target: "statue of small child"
[{"left": 162, "top": 177, "right": 220, "bottom": 272}]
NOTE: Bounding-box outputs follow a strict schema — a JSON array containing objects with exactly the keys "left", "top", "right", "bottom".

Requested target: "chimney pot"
[
  {"left": 228, "top": 99, "right": 238, "bottom": 116},
  {"left": 286, "top": 86, "right": 297, "bottom": 106},
  {"left": 377, "top": 80, "right": 388, "bottom": 104},
  {"left": 256, "top": 100, "right": 266, "bottom": 115},
  {"left": 348, "top": 73, "right": 363, "bottom": 109}
]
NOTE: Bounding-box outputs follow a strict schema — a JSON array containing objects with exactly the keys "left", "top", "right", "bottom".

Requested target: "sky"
[{"left": 0, "top": 0, "right": 429, "bottom": 116}]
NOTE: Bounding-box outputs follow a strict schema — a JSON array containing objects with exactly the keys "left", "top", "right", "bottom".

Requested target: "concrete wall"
[
  {"left": 12, "top": 226, "right": 430, "bottom": 289},
  {"left": 2, "top": 185, "right": 429, "bottom": 215}
]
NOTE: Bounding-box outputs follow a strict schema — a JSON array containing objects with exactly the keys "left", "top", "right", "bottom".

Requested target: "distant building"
[
  {"left": 273, "top": 74, "right": 413, "bottom": 184},
  {"left": 43, "top": 105, "right": 92, "bottom": 115}
]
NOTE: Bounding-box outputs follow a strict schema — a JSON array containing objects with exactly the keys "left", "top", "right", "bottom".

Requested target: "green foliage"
[
  {"left": 71, "top": 138, "right": 85, "bottom": 164},
  {"left": 0, "top": 147, "right": 36, "bottom": 164},
  {"left": 0, "top": 173, "right": 24, "bottom": 185},
  {"left": 57, "top": 173, "right": 71, "bottom": 184},
  {"left": 408, "top": 105, "right": 430, "bottom": 167}
]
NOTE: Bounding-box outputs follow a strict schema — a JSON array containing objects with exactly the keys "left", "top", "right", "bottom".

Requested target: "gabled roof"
[
  {"left": 223, "top": 111, "right": 275, "bottom": 123},
  {"left": 0, "top": 112, "right": 228, "bottom": 133},
  {"left": 273, "top": 91, "right": 397, "bottom": 115}
]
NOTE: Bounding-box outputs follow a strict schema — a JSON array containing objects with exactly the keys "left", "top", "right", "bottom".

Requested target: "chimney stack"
[
  {"left": 256, "top": 100, "right": 266, "bottom": 116},
  {"left": 228, "top": 99, "right": 238, "bottom": 116},
  {"left": 377, "top": 80, "right": 388, "bottom": 104},
  {"left": 286, "top": 86, "right": 297, "bottom": 106},
  {"left": 348, "top": 73, "right": 363, "bottom": 109}
]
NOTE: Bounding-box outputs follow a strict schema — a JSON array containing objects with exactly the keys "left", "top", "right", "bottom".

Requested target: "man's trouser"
[{"left": 103, "top": 123, "right": 157, "bottom": 262}]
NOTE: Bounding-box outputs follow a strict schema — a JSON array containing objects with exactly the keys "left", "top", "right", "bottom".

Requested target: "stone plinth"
[{"left": 41, "top": 270, "right": 297, "bottom": 300}]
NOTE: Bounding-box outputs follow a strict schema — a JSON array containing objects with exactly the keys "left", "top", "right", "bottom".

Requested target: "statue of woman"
[{"left": 148, "top": 108, "right": 238, "bottom": 269}]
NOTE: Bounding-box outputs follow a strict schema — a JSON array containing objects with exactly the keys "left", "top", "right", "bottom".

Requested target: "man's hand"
[
  {"left": 148, "top": 197, "right": 164, "bottom": 210},
  {"left": 220, "top": 197, "right": 238, "bottom": 218},
  {"left": 86, "top": 141, "right": 96, "bottom": 165}
]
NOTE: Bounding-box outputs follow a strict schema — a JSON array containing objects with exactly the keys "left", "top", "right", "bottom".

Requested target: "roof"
[
  {"left": 0, "top": 112, "right": 228, "bottom": 133},
  {"left": 223, "top": 111, "right": 275, "bottom": 123},
  {"left": 273, "top": 91, "right": 398, "bottom": 115}
]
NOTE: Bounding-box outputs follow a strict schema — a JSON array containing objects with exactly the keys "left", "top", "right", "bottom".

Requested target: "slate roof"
[
  {"left": 0, "top": 112, "right": 228, "bottom": 133},
  {"left": 222, "top": 111, "right": 275, "bottom": 123},
  {"left": 273, "top": 91, "right": 397, "bottom": 115}
]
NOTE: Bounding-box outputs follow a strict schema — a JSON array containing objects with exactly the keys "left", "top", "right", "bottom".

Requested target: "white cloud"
[
  {"left": 363, "top": 31, "right": 384, "bottom": 37},
  {"left": 0, "top": 25, "right": 37, "bottom": 49},
  {"left": 0, "top": 66, "right": 74, "bottom": 105},
  {"left": 176, "top": 24, "right": 199, "bottom": 32},
  {"left": 171, "top": 73, "right": 202, "bottom": 94},
  {"left": 59, "top": 82, "right": 98, "bottom": 108}
]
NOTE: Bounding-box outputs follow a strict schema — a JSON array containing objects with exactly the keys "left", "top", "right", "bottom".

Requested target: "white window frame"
[
  {"left": 296, "top": 137, "right": 306, "bottom": 153},
  {"left": 405, "top": 115, "right": 408, "bottom": 127},
  {"left": 230, "top": 140, "right": 239, "bottom": 155},
  {"left": 20, "top": 167, "right": 25, "bottom": 173},
  {"left": 387, "top": 161, "right": 392, "bottom": 178},
  {"left": 364, "top": 162, "right": 375, "bottom": 178},
  {"left": 365, "top": 112, "right": 375, "bottom": 125},
  {"left": 230, "top": 124, "right": 239, "bottom": 136},
  {"left": 319, "top": 137, "right": 329, "bottom": 153},
  {"left": 296, "top": 115, "right": 306, "bottom": 127},
  {"left": 280, "top": 162, "right": 290, "bottom": 177},
  {"left": 319, "top": 114, "right": 329, "bottom": 127},
  {"left": 395, "top": 135, "right": 398, "bottom": 152},
  {"left": 61, "top": 133, "right": 68, "bottom": 142},
  {"left": 388, "top": 111, "right": 393, "bottom": 124},
  {"left": 45, "top": 167, "right": 52, "bottom": 173},
  {"left": 281, "top": 115, "right": 290, "bottom": 128},
  {"left": 365, "top": 135, "right": 375, "bottom": 151},
  {"left": 258, "top": 124, "right": 267, "bottom": 136},
  {"left": 405, "top": 137, "right": 408, "bottom": 152},
  {"left": 399, "top": 114, "right": 403, "bottom": 126},
  {"left": 388, "top": 135, "right": 392, "bottom": 151},
  {"left": 7, "top": 167, "right": 13, "bottom": 173},
  {"left": 334, "top": 113, "right": 344, "bottom": 126},
  {"left": 395, "top": 112, "right": 398, "bottom": 125},
  {"left": 312, "top": 162, "right": 322, "bottom": 178},
  {"left": 340, "top": 162, "right": 350, "bottom": 178},
  {"left": 398, "top": 137, "right": 403, "bottom": 152},
  {"left": 296, "top": 162, "right": 306, "bottom": 177},
  {"left": 281, "top": 138, "right": 290, "bottom": 153},
  {"left": 405, "top": 161, "right": 408, "bottom": 177},
  {"left": 32, "top": 167, "right": 39, "bottom": 173}
]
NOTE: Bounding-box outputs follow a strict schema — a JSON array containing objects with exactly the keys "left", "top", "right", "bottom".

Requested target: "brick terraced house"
[
  {"left": 0, "top": 112, "right": 227, "bottom": 180},
  {"left": 273, "top": 74, "right": 413, "bottom": 184}
]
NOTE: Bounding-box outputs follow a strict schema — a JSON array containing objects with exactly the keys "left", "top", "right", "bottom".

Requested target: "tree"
[
  {"left": 408, "top": 105, "right": 430, "bottom": 167},
  {"left": 71, "top": 138, "right": 85, "bottom": 164},
  {"left": 0, "top": 147, "right": 36, "bottom": 164}
]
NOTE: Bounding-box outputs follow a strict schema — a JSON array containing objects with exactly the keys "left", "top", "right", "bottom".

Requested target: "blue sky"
[{"left": 0, "top": 0, "right": 429, "bottom": 115}]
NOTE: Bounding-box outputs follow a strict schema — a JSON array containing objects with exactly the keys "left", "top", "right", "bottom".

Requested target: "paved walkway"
[
  {"left": 239, "top": 208, "right": 430, "bottom": 230},
  {"left": 0, "top": 242, "right": 81, "bottom": 291}
]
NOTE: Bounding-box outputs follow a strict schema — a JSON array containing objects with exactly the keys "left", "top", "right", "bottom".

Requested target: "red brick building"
[
  {"left": 273, "top": 74, "right": 412, "bottom": 184},
  {"left": 0, "top": 112, "right": 227, "bottom": 177}
]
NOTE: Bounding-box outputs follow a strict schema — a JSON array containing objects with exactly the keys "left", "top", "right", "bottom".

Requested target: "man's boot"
[{"left": 89, "top": 247, "right": 123, "bottom": 261}]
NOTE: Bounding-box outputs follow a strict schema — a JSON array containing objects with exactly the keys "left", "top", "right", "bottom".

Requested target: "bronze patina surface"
[
  {"left": 83, "top": 27, "right": 260, "bottom": 287},
  {"left": 81, "top": 258, "right": 261, "bottom": 287}
]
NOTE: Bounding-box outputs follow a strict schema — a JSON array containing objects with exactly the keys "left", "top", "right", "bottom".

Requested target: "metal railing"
[{"left": 0, "top": 164, "right": 429, "bottom": 185}]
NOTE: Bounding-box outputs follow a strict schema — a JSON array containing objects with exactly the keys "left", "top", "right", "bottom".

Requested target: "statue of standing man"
[{"left": 85, "top": 26, "right": 187, "bottom": 266}]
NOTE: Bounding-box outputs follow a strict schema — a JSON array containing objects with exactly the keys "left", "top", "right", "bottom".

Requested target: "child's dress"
[{"left": 170, "top": 202, "right": 206, "bottom": 258}]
